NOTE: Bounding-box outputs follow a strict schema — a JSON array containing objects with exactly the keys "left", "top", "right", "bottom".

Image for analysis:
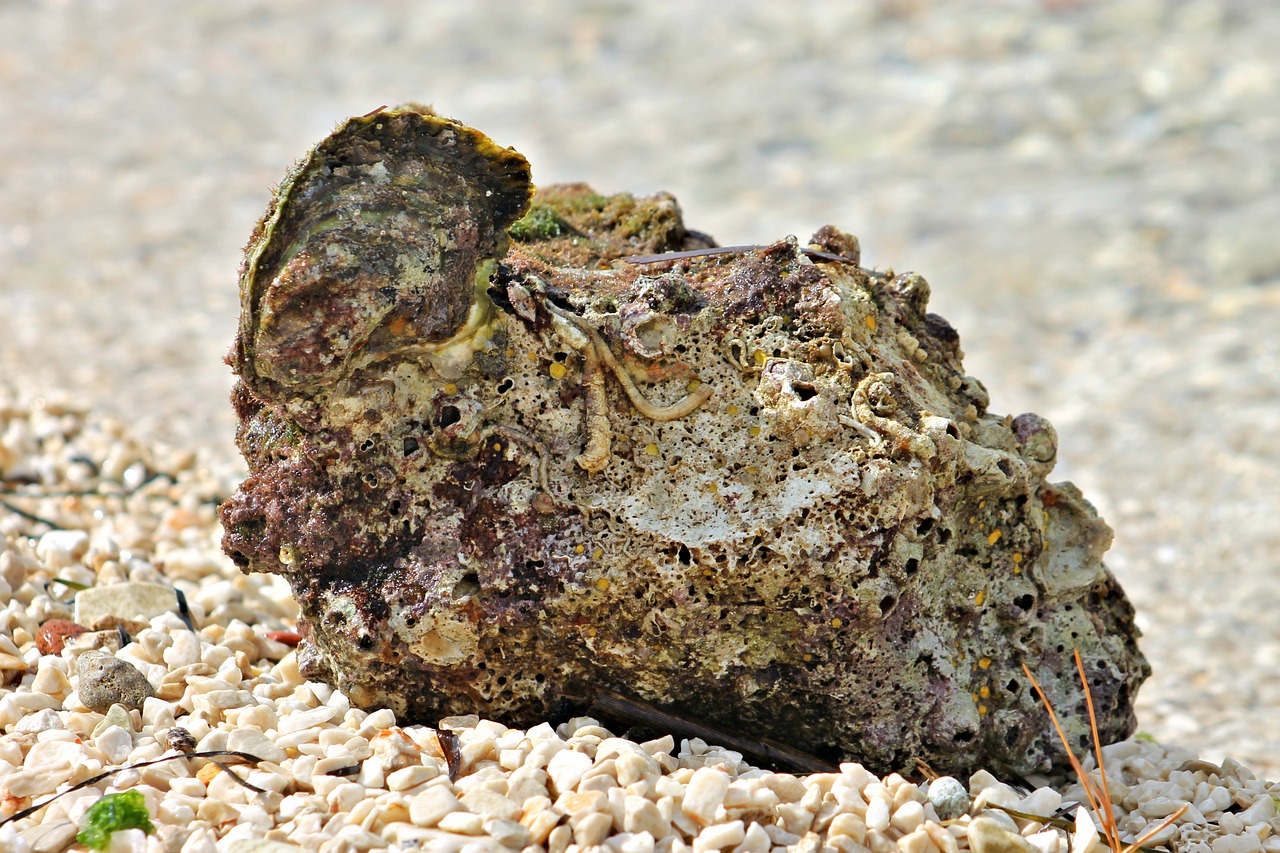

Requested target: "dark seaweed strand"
[
  {"left": 0, "top": 750, "right": 267, "bottom": 829},
  {"left": 0, "top": 497, "right": 59, "bottom": 529},
  {"left": 588, "top": 689, "right": 836, "bottom": 774},
  {"left": 175, "top": 588, "right": 197, "bottom": 632}
]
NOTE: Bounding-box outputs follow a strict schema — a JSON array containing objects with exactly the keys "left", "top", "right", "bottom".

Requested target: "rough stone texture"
[
  {"left": 220, "top": 108, "right": 1148, "bottom": 776},
  {"left": 74, "top": 581, "right": 182, "bottom": 634},
  {"left": 75, "top": 649, "right": 155, "bottom": 713}
]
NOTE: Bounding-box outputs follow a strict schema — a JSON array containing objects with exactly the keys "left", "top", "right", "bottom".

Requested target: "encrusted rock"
[
  {"left": 76, "top": 649, "right": 154, "bottom": 712},
  {"left": 220, "top": 105, "right": 1148, "bottom": 776}
]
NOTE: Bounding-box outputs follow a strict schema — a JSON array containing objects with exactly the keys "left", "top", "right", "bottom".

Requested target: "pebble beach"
[{"left": 2, "top": 1, "right": 1280, "bottom": 851}]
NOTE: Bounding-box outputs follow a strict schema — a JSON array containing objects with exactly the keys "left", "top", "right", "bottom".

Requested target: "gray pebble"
[
  {"left": 928, "top": 775, "right": 971, "bottom": 821},
  {"left": 76, "top": 650, "right": 154, "bottom": 712}
]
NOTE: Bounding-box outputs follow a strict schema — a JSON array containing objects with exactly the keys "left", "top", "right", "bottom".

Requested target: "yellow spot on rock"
[
  {"left": 687, "top": 379, "right": 702, "bottom": 392},
  {"left": 726, "top": 404, "right": 739, "bottom": 415},
  {"left": 974, "top": 589, "right": 986, "bottom": 606},
  {"left": 595, "top": 578, "right": 610, "bottom": 591},
  {"left": 586, "top": 627, "right": 597, "bottom": 637},
  {"left": 645, "top": 443, "right": 660, "bottom": 456},
  {"left": 754, "top": 350, "right": 767, "bottom": 366},
  {"left": 979, "top": 704, "right": 989, "bottom": 716},
  {"left": 574, "top": 544, "right": 585, "bottom": 555},
  {"left": 444, "top": 383, "right": 459, "bottom": 395},
  {"left": 705, "top": 482, "right": 718, "bottom": 494},
  {"left": 748, "top": 426, "right": 761, "bottom": 437},
  {"left": 979, "top": 685, "right": 990, "bottom": 699},
  {"left": 549, "top": 362, "right": 567, "bottom": 379},
  {"left": 1012, "top": 552, "right": 1023, "bottom": 564},
  {"left": 831, "top": 617, "right": 843, "bottom": 628},
  {"left": 592, "top": 548, "right": 604, "bottom": 560},
  {"left": 988, "top": 530, "right": 1002, "bottom": 546},
  {"left": 803, "top": 653, "right": 813, "bottom": 662},
  {"left": 978, "top": 657, "right": 991, "bottom": 669},
  {"left": 865, "top": 315, "right": 877, "bottom": 332}
]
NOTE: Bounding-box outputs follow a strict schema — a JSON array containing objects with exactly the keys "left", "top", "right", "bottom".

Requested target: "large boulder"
[{"left": 220, "top": 105, "right": 1148, "bottom": 776}]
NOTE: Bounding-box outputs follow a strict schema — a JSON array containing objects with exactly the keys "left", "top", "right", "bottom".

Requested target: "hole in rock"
[
  {"left": 452, "top": 572, "right": 480, "bottom": 599},
  {"left": 438, "top": 406, "right": 462, "bottom": 429}
]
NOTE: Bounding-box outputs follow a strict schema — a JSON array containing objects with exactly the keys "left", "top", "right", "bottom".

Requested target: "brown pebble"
[
  {"left": 196, "top": 762, "right": 223, "bottom": 784},
  {"left": 264, "top": 630, "right": 302, "bottom": 646},
  {"left": 35, "top": 619, "right": 87, "bottom": 655},
  {"left": 164, "top": 726, "right": 198, "bottom": 754}
]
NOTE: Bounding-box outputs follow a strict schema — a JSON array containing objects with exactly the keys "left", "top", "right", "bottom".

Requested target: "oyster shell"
[
  {"left": 234, "top": 104, "right": 532, "bottom": 423},
  {"left": 221, "top": 111, "right": 1148, "bottom": 776}
]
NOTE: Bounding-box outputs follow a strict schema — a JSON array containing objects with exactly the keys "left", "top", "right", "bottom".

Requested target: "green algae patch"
[{"left": 78, "top": 790, "right": 155, "bottom": 850}]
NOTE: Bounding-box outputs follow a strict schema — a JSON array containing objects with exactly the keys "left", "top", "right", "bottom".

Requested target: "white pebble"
[
  {"left": 277, "top": 704, "right": 339, "bottom": 734},
  {"left": 1026, "top": 829, "right": 1063, "bottom": 853},
  {"left": 326, "top": 781, "right": 367, "bottom": 814},
  {"left": 574, "top": 811, "right": 614, "bottom": 846},
  {"left": 865, "top": 797, "right": 891, "bottom": 833},
  {"left": 892, "top": 799, "right": 925, "bottom": 834},
  {"left": 163, "top": 631, "right": 201, "bottom": 668},
  {"left": 1017, "top": 787, "right": 1064, "bottom": 819},
  {"left": 409, "top": 784, "right": 460, "bottom": 827},
  {"left": 36, "top": 530, "right": 89, "bottom": 569},
  {"left": 1239, "top": 796, "right": 1277, "bottom": 824},
  {"left": 625, "top": 794, "right": 669, "bottom": 838},
  {"left": 487, "top": 819, "right": 533, "bottom": 849},
  {"left": 547, "top": 748, "right": 593, "bottom": 794},
  {"left": 386, "top": 764, "right": 439, "bottom": 792},
  {"left": 683, "top": 766, "right": 731, "bottom": 827},
  {"left": 828, "top": 813, "right": 866, "bottom": 843},
  {"left": 969, "top": 816, "right": 1039, "bottom": 853},
  {"left": 694, "top": 820, "right": 745, "bottom": 852},
  {"left": 899, "top": 828, "right": 934, "bottom": 853},
  {"left": 436, "top": 810, "right": 485, "bottom": 835},
  {"left": 732, "top": 821, "right": 772, "bottom": 853},
  {"left": 1214, "top": 836, "right": 1264, "bottom": 853},
  {"left": 94, "top": 724, "right": 134, "bottom": 764},
  {"left": 1070, "top": 806, "right": 1100, "bottom": 853}
]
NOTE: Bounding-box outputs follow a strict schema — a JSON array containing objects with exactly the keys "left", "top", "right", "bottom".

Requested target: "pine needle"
[{"left": 1023, "top": 653, "right": 1187, "bottom": 853}]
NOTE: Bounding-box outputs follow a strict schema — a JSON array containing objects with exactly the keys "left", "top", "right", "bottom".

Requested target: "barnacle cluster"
[{"left": 221, "top": 107, "right": 1147, "bottom": 776}]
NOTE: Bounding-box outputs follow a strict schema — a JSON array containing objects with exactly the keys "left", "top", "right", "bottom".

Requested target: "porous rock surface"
[
  {"left": 220, "top": 106, "right": 1148, "bottom": 776},
  {"left": 76, "top": 649, "right": 154, "bottom": 712}
]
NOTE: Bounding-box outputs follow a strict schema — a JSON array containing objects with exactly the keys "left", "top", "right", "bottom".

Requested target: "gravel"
[{"left": 1, "top": 0, "right": 1279, "bottom": 847}]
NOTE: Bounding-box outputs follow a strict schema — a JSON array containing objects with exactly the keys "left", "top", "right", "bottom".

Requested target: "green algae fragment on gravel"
[{"left": 77, "top": 790, "right": 155, "bottom": 850}]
